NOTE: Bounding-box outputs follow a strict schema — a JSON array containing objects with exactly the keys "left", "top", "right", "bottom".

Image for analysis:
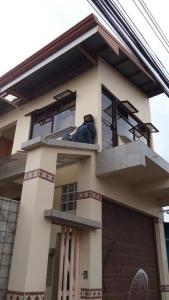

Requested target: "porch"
[{"left": 1, "top": 138, "right": 102, "bottom": 300}]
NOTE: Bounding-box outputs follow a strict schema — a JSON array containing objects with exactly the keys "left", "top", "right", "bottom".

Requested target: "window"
[
  {"left": 102, "top": 87, "right": 152, "bottom": 148},
  {"left": 30, "top": 96, "right": 76, "bottom": 139},
  {"left": 61, "top": 183, "right": 77, "bottom": 211}
]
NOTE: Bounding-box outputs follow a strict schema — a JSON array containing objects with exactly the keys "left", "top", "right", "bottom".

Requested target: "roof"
[{"left": 0, "top": 14, "right": 164, "bottom": 114}]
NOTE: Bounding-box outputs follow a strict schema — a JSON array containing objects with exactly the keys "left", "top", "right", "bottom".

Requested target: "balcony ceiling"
[{"left": 96, "top": 141, "right": 169, "bottom": 200}]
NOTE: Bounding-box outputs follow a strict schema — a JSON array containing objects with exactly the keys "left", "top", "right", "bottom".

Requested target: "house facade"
[{"left": 0, "top": 14, "right": 169, "bottom": 300}]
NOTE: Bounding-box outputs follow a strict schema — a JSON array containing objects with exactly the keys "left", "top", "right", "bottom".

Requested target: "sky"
[{"left": 0, "top": 0, "right": 169, "bottom": 160}]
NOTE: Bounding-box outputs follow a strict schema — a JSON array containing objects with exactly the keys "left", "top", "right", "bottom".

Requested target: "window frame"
[
  {"left": 61, "top": 183, "right": 77, "bottom": 212},
  {"left": 102, "top": 86, "right": 151, "bottom": 148},
  {"left": 30, "top": 97, "right": 76, "bottom": 139}
]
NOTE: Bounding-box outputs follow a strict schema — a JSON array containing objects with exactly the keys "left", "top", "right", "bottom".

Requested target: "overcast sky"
[{"left": 0, "top": 0, "right": 169, "bottom": 160}]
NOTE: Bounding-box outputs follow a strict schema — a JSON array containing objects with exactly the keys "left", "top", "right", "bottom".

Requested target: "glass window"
[
  {"left": 61, "top": 183, "right": 77, "bottom": 211},
  {"left": 31, "top": 118, "right": 52, "bottom": 139},
  {"left": 30, "top": 99, "right": 76, "bottom": 139},
  {"left": 117, "top": 117, "right": 133, "bottom": 142},
  {"left": 101, "top": 87, "right": 151, "bottom": 148},
  {"left": 53, "top": 108, "right": 75, "bottom": 133},
  {"left": 102, "top": 93, "right": 113, "bottom": 149}
]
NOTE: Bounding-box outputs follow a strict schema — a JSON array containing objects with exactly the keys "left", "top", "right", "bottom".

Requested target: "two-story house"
[{"left": 0, "top": 14, "right": 169, "bottom": 300}]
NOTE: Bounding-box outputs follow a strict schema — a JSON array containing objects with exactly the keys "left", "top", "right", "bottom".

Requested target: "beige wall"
[
  {"left": 0, "top": 58, "right": 152, "bottom": 155},
  {"left": 52, "top": 159, "right": 160, "bottom": 219},
  {"left": 0, "top": 66, "right": 100, "bottom": 154},
  {"left": 98, "top": 58, "right": 151, "bottom": 122}
]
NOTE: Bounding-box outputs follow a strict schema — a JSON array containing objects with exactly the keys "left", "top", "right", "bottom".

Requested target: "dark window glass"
[
  {"left": 30, "top": 99, "right": 75, "bottom": 139},
  {"left": 117, "top": 105, "right": 128, "bottom": 120},
  {"left": 102, "top": 87, "right": 150, "bottom": 148},
  {"left": 102, "top": 93, "right": 113, "bottom": 149}
]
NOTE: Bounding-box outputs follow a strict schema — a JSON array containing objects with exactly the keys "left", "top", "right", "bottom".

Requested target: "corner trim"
[
  {"left": 161, "top": 285, "right": 169, "bottom": 292},
  {"left": 81, "top": 288, "right": 102, "bottom": 299},
  {"left": 7, "top": 291, "right": 44, "bottom": 300},
  {"left": 77, "top": 190, "right": 102, "bottom": 201},
  {"left": 24, "top": 168, "right": 55, "bottom": 183}
]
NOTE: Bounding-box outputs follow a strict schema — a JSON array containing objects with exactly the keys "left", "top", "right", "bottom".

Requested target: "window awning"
[{"left": 25, "top": 90, "right": 76, "bottom": 117}]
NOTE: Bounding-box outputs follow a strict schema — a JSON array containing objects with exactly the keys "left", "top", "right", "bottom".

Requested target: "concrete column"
[
  {"left": 7, "top": 146, "right": 57, "bottom": 300},
  {"left": 77, "top": 157, "right": 102, "bottom": 300},
  {"left": 154, "top": 217, "right": 169, "bottom": 300}
]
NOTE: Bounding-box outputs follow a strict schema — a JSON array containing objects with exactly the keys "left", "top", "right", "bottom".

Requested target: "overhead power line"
[
  {"left": 138, "top": 0, "right": 169, "bottom": 48},
  {"left": 87, "top": 0, "right": 169, "bottom": 96},
  {"left": 132, "top": 0, "right": 169, "bottom": 53},
  {"left": 115, "top": 0, "right": 169, "bottom": 78}
]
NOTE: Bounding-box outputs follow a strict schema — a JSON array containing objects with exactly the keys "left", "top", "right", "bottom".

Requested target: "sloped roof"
[{"left": 0, "top": 14, "right": 164, "bottom": 111}]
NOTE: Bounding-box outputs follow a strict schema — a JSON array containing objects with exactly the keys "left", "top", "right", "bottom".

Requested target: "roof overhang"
[
  {"left": 0, "top": 96, "right": 18, "bottom": 115},
  {"left": 0, "top": 14, "right": 164, "bottom": 111}
]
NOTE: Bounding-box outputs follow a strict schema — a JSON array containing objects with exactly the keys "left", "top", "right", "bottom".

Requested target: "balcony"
[{"left": 96, "top": 140, "right": 169, "bottom": 201}]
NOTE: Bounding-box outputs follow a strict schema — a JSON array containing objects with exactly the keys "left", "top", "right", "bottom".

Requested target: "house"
[{"left": 0, "top": 14, "right": 169, "bottom": 300}]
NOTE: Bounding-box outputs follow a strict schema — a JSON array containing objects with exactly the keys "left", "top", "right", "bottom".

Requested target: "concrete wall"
[
  {"left": 0, "top": 59, "right": 152, "bottom": 155},
  {"left": 98, "top": 58, "right": 151, "bottom": 122},
  {"left": 0, "top": 66, "right": 100, "bottom": 154}
]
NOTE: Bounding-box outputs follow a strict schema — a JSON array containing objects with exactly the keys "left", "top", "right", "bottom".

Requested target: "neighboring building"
[{"left": 0, "top": 14, "right": 169, "bottom": 300}]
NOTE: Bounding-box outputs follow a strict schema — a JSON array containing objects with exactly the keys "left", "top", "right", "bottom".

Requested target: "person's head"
[{"left": 84, "top": 114, "right": 94, "bottom": 123}]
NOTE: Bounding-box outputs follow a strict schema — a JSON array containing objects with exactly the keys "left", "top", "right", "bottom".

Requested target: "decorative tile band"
[
  {"left": 24, "top": 169, "right": 55, "bottom": 183},
  {"left": 81, "top": 288, "right": 102, "bottom": 299},
  {"left": 7, "top": 291, "right": 44, "bottom": 300},
  {"left": 153, "top": 217, "right": 164, "bottom": 224},
  {"left": 77, "top": 190, "right": 102, "bottom": 202},
  {"left": 161, "top": 285, "right": 169, "bottom": 292}
]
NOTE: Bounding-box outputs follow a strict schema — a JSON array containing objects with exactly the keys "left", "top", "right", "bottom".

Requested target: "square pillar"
[
  {"left": 154, "top": 217, "right": 169, "bottom": 300},
  {"left": 77, "top": 157, "right": 102, "bottom": 300},
  {"left": 7, "top": 146, "right": 57, "bottom": 300}
]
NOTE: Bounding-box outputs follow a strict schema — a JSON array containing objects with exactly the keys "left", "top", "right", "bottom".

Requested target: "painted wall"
[
  {"left": 0, "top": 58, "right": 152, "bottom": 155},
  {"left": 98, "top": 58, "right": 151, "bottom": 122},
  {"left": 0, "top": 66, "right": 100, "bottom": 154}
]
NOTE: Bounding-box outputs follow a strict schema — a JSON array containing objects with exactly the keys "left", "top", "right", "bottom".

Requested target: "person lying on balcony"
[{"left": 62, "top": 114, "right": 96, "bottom": 144}]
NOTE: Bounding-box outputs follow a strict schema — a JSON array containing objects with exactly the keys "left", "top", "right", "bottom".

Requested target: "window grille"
[{"left": 61, "top": 183, "right": 77, "bottom": 211}]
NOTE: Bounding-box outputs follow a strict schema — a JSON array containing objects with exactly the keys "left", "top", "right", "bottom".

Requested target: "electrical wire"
[
  {"left": 138, "top": 0, "right": 169, "bottom": 48},
  {"left": 86, "top": 0, "right": 124, "bottom": 44},
  {"left": 132, "top": 0, "right": 169, "bottom": 53},
  {"left": 105, "top": 0, "right": 169, "bottom": 82},
  {"left": 115, "top": 0, "right": 169, "bottom": 77},
  {"left": 87, "top": 0, "right": 169, "bottom": 96}
]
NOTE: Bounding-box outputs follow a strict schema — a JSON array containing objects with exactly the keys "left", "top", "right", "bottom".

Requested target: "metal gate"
[
  {"left": 57, "top": 227, "right": 80, "bottom": 300},
  {"left": 102, "top": 200, "right": 161, "bottom": 300}
]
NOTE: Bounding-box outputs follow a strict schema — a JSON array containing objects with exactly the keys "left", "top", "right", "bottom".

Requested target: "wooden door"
[{"left": 57, "top": 227, "right": 80, "bottom": 300}]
